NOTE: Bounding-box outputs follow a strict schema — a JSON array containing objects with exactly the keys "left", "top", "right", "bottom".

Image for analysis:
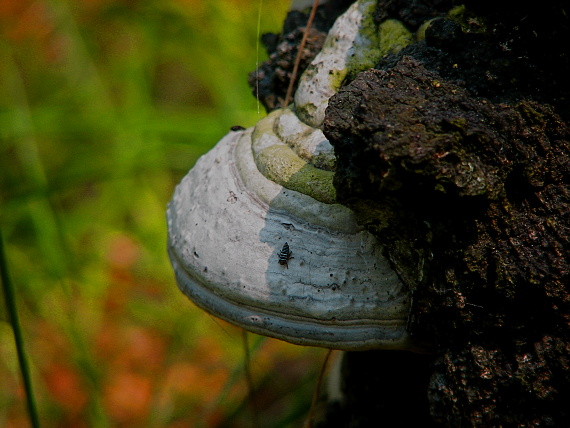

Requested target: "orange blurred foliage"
[
  {"left": 42, "top": 363, "right": 89, "bottom": 413},
  {"left": 104, "top": 371, "right": 152, "bottom": 423}
]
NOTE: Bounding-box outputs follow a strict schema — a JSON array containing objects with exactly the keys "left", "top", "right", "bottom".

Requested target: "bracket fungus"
[{"left": 167, "top": 0, "right": 415, "bottom": 351}]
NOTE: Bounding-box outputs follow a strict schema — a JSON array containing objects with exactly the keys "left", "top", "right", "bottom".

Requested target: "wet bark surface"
[{"left": 322, "top": 3, "right": 570, "bottom": 427}]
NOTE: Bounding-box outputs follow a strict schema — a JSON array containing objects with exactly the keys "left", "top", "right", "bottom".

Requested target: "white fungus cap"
[
  {"left": 167, "top": 0, "right": 414, "bottom": 350},
  {"left": 167, "top": 119, "right": 412, "bottom": 350}
]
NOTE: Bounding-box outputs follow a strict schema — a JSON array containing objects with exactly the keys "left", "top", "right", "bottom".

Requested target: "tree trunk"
[{"left": 252, "top": 1, "right": 570, "bottom": 426}]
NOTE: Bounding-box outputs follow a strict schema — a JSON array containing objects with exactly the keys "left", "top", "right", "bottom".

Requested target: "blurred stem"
[
  {"left": 242, "top": 329, "right": 260, "bottom": 428},
  {"left": 2, "top": 41, "right": 110, "bottom": 427},
  {"left": 200, "top": 332, "right": 265, "bottom": 427},
  {"left": 1, "top": 41, "right": 70, "bottom": 281},
  {"left": 0, "top": 230, "right": 41, "bottom": 428},
  {"left": 306, "top": 349, "right": 332, "bottom": 428}
]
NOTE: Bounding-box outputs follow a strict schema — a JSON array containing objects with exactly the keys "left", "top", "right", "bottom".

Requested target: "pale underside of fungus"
[{"left": 167, "top": 0, "right": 416, "bottom": 351}]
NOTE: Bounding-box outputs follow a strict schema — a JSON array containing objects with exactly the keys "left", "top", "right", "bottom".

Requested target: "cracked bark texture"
[{"left": 322, "top": 2, "right": 570, "bottom": 427}]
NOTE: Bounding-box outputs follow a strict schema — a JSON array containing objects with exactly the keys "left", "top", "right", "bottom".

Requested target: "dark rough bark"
[
  {"left": 322, "top": 4, "right": 570, "bottom": 427},
  {"left": 375, "top": 0, "right": 454, "bottom": 29}
]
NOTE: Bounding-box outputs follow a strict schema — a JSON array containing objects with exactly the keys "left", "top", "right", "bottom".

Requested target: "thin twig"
[
  {"left": 255, "top": 0, "right": 264, "bottom": 118},
  {"left": 284, "top": 0, "right": 320, "bottom": 108}
]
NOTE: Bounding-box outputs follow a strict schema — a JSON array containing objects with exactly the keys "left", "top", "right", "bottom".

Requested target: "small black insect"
[
  {"left": 230, "top": 125, "right": 245, "bottom": 131},
  {"left": 278, "top": 242, "right": 293, "bottom": 268}
]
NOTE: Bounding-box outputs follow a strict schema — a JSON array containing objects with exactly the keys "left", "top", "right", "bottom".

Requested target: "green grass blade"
[{"left": 0, "top": 229, "right": 41, "bottom": 428}]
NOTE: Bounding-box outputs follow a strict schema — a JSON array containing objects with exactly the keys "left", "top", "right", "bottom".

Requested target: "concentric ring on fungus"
[{"left": 167, "top": 0, "right": 416, "bottom": 351}]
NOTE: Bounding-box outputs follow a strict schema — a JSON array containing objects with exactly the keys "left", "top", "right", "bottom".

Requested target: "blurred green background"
[{"left": 0, "top": 0, "right": 328, "bottom": 426}]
